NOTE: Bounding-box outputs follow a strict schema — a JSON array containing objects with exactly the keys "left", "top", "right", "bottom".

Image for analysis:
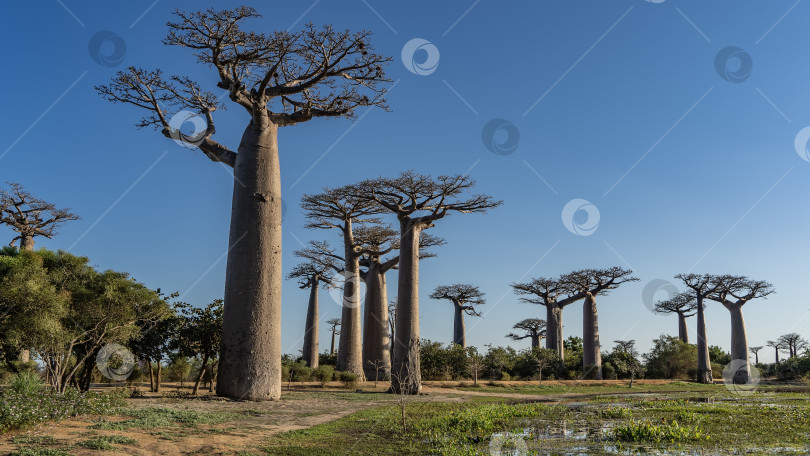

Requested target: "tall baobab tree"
[
  {"left": 749, "top": 346, "right": 763, "bottom": 364},
  {"left": 777, "top": 333, "right": 808, "bottom": 359},
  {"left": 301, "top": 187, "right": 383, "bottom": 379},
  {"left": 0, "top": 182, "right": 79, "bottom": 251},
  {"left": 327, "top": 318, "right": 341, "bottom": 355},
  {"left": 766, "top": 339, "right": 786, "bottom": 363},
  {"left": 511, "top": 276, "right": 585, "bottom": 363},
  {"left": 506, "top": 318, "right": 546, "bottom": 349},
  {"left": 654, "top": 291, "right": 697, "bottom": 343},
  {"left": 676, "top": 273, "right": 721, "bottom": 384},
  {"left": 357, "top": 172, "right": 501, "bottom": 394},
  {"left": 429, "top": 284, "right": 486, "bottom": 348},
  {"left": 565, "top": 267, "right": 638, "bottom": 379},
  {"left": 96, "top": 7, "right": 391, "bottom": 401},
  {"left": 707, "top": 275, "right": 774, "bottom": 384},
  {"left": 286, "top": 250, "right": 338, "bottom": 369}
]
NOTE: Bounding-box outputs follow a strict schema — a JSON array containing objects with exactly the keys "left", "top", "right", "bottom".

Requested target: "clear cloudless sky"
[{"left": 1, "top": 0, "right": 809, "bottom": 363}]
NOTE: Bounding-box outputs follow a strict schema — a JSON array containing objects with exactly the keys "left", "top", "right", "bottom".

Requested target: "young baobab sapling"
[
  {"left": 96, "top": 7, "right": 391, "bottom": 401},
  {"left": 749, "top": 346, "right": 763, "bottom": 364},
  {"left": 676, "top": 273, "right": 721, "bottom": 384},
  {"left": 777, "top": 333, "right": 808, "bottom": 359},
  {"left": 357, "top": 172, "right": 502, "bottom": 394},
  {"left": 286, "top": 250, "right": 339, "bottom": 369},
  {"left": 327, "top": 318, "right": 341, "bottom": 355},
  {"left": 0, "top": 182, "right": 80, "bottom": 251},
  {"left": 506, "top": 318, "right": 547, "bottom": 350},
  {"left": 429, "top": 284, "right": 486, "bottom": 349},
  {"left": 565, "top": 267, "right": 638, "bottom": 379},
  {"left": 654, "top": 291, "right": 698, "bottom": 343},
  {"left": 707, "top": 275, "right": 774, "bottom": 384},
  {"left": 467, "top": 347, "right": 483, "bottom": 385}
]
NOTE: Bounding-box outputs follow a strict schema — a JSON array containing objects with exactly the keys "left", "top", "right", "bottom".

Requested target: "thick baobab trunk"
[
  {"left": 677, "top": 312, "right": 689, "bottom": 343},
  {"left": 546, "top": 304, "right": 564, "bottom": 361},
  {"left": 337, "top": 236, "right": 365, "bottom": 379},
  {"left": 582, "top": 294, "right": 602, "bottom": 379},
  {"left": 391, "top": 221, "right": 422, "bottom": 395},
  {"left": 362, "top": 263, "right": 390, "bottom": 380},
  {"left": 217, "top": 122, "right": 282, "bottom": 401},
  {"left": 20, "top": 235, "right": 34, "bottom": 251},
  {"left": 453, "top": 303, "right": 466, "bottom": 348},
  {"left": 695, "top": 297, "right": 712, "bottom": 384},
  {"left": 302, "top": 279, "right": 320, "bottom": 369},
  {"left": 330, "top": 328, "right": 337, "bottom": 355},
  {"left": 728, "top": 304, "right": 750, "bottom": 383},
  {"left": 18, "top": 350, "right": 30, "bottom": 363},
  {"left": 531, "top": 334, "right": 540, "bottom": 350},
  {"left": 773, "top": 346, "right": 780, "bottom": 363}
]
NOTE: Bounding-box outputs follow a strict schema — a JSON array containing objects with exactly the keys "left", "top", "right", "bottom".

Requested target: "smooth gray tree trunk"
[
  {"left": 453, "top": 303, "right": 466, "bottom": 348},
  {"left": 337, "top": 231, "right": 364, "bottom": 379},
  {"left": 531, "top": 334, "right": 540, "bottom": 350},
  {"left": 695, "top": 296, "right": 712, "bottom": 383},
  {"left": 20, "top": 235, "right": 34, "bottom": 251},
  {"left": 677, "top": 312, "right": 689, "bottom": 344},
  {"left": 330, "top": 328, "right": 337, "bottom": 355},
  {"left": 728, "top": 304, "right": 750, "bottom": 383},
  {"left": 362, "top": 262, "right": 390, "bottom": 379},
  {"left": 390, "top": 220, "right": 422, "bottom": 394},
  {"left": 774, "top": 346, "right": 780, "bottom": 363},
  {"left": 582, "top": 294, "right": 602, "bottom": 379},
  {"left": 546, "top": 304, "right": 564, "bottom": 361},
  {"left": 302, "top": 279, "right": 320, "bottom": 369},
  {"left": 217, "top": 122, "right": 282, "bottom": 401}
]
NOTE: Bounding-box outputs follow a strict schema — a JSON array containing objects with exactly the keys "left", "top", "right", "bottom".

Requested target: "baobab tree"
[
  {"left": 675, "top": 273, "right": 721, "bottom": 384},
  {"left": 0, "top": 182, "right": 79, "bottom": 251},
  {"left": 565, "top": 267, "right": 638, "bottom": 379},
  {"left": 429, "top": 284, "right": 486, "bottom": 349},
  {"left": 327, "top": 318, "right": 341, "bottom": 355},
  {"left": 749, "top": 346, "right": 763, "bottom": 364},
  {"left": 777, "top": 333, "right": 808, "bottom": 359},
  {"left": 96, "top": 7, "right": 391, "bottom": 401},
  {"left": 357, "top": 172, "right": 501, "bottom": 394},
  {"left": 707, "top": 275, "right": 774, "bottom": 384},
  {"left": 654, "top": 291, "right": 697, "bottom": 343},
  {"left": 506, "top": 318, "right": 546, "bottom": 349},
  {"left": 766, "top": 339, "right": 786, "bottom": 363},
  {"left": 286, "top": 250, "right": 338, "bottom": 369}
]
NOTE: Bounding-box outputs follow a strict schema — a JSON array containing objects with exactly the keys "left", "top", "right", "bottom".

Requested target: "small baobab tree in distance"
[
  {"left": 357, "top": 171, "right": 502, "bottom": 394},
  {"left": 0, "top": 182, "right": 79, "bottom": 252},
  {"left": 707, "top": 275, "right": 774, "bottom": 384},
  {"left": 565, "top": 267, "right": 638, "bottom": 380},
  {"left": 327, "top": 318, "right": 341, "bottom": 355},
  {"left": 96, "top": 6, "right": 391, "bottom": 401},
  {"left": 675, "top": 273, "right": 721, "bottom": 384},
  {"left": 506, "top": 318, "right": 546, "bottom": 349},
  {"left": 429, "top": 284, "right": 486, "bottom": 349},
  {"left": 749, "top": 346, "right": 763, "bottom": 364},
  {"left": 654, "top": 291, "right": 697, "bottom": 343},
  {"left": 778, "top": 333, "right": 808, "bottom": 359},
  {"left": 766, "top": 339, "right": 786, "bottom": 363}
]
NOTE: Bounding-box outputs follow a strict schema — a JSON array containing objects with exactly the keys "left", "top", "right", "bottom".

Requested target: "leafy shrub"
[
  {"left": 9, "top": 371, "right": 43, "bottom": 395},
  {"left": 644, "top": 335, "right": 697, "bottom": 379},
  {"left": 291, "top": 365, "right": 313, "bottom": 382},
  {"left": 602, "top": 362, "right": 617, "bottom": 380},
  {"left": 339, "top": 372, "right": 358, "bottom": 389},
  {"left": 0, "top": 387, "right": 127, "bottom": 433},
  {"left": 313, "top": 365, "right": 334, "bottom": 386},
  {"left": 611, "top": 419, "right": 707, "bottom": 443},
  {"left": 600, "top": 406, "right": 632, "bottom": 419}
]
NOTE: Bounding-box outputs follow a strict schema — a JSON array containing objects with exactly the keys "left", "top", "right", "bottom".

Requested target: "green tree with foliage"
[{"left": 644, "top": 335, "right": 698, "bottom": 379}]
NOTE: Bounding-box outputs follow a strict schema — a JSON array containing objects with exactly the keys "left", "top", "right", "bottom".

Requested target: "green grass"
[
  {"left": 454, "top": 380, "right": 721, "bottom": 395},
  {"left": 89, "top": 407, "right": 238, "bottom": 431},
  {"left": 78, "top": 434, "right": 137, "bottom": 450}
]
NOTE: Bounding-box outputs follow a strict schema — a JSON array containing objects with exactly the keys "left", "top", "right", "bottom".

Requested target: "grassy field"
[{"left": 1, "top": 380, "right": 808, "bottom": 455}]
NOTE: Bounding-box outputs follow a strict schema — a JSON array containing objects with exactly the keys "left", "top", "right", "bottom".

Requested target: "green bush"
[
  {"left": 339, "top": 372, "right": 358, "bottom": 389},
  {"left": 9, "top": 371, "right": 43, "bottom": 396},
  {"left": 602, "top": 362, "right": 617, "bottom": 380},
  {"left": 290, "top": 363, "right": 312, "bottom": 382},
  {"left": 644, "top": 335, "right": 697, "bottom": 379},
  {"left": 0, "top": 387, "right": 127, "bottom": 433},
  {"left": 313, "top": 365, "right": 334, "bottom": 386}
]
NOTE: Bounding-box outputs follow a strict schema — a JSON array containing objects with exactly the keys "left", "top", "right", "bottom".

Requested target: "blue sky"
[{"left": 1, "top": 0, "right": 809, "bottom": 363}]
